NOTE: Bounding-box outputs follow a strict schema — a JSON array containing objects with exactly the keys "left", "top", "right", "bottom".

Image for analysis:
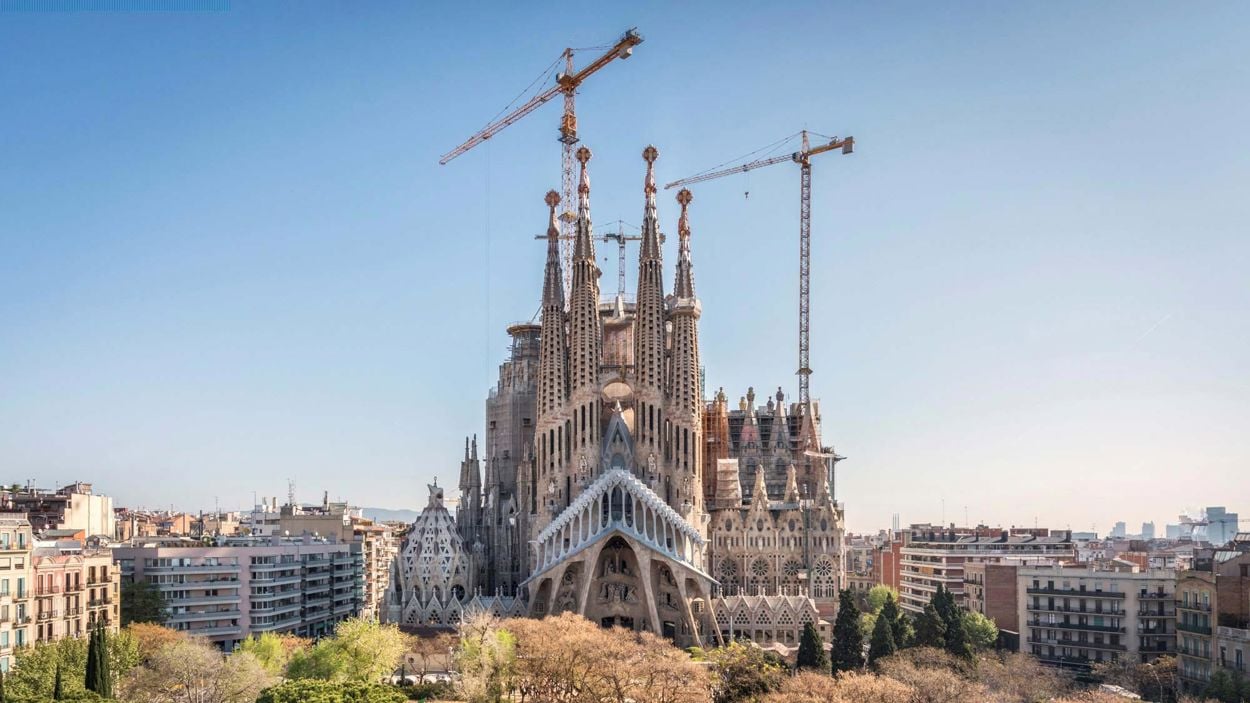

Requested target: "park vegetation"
[{"left": 3, "top": 589, "right": 1245, "bottom": 703}]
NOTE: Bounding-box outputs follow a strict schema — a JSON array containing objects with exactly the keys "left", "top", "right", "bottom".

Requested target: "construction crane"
[
  {"left": 532, "top": 219, "right": 641, "bottom": 299},
  {"left": 600, "top": 221, "right": 642, "bottom": 299},
  {"left": 441, "top": 29, "right": 644, "bottom": 289},
  {"left": 665, "top": 130, "right": 854, "bottom": 405}
]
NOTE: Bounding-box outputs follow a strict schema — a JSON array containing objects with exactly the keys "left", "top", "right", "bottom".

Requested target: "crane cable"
[{"left": 680, "top": 131, "right": 804, "bottom": 182}]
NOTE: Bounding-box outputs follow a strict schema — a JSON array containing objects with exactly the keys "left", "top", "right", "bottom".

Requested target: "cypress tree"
[
  {"left": 97, "top": 621, "right": 112, "bottom": 699},
  {"left": 84, "top": 623, "right": 99, "bottom": 694},
  {"left": 53, "top": 663, "right": 63, "bottom": 701},
  {"left": 913, "top": 603, "right": 947, "bottom": 648},
  {"left": 830, "top": 589, "right": 864, "bottom": 675},
  {"left": 796, "top": 622, "right": 828, "bottom": 671},
  {"left": 881, "top": 592, "right": 910, "bottom": 648},
  {"left": 867, "top": 608, "right": 897, "bottom": 664},
  {"left": 0, "top": 668, "right": 6, "bottom": 703}
]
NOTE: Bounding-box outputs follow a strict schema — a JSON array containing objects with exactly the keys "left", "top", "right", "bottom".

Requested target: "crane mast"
[
  {"left": 440, "top": 29, "right": 643, "bottom": 291},
  {"left": 666, "top": 130, "right": 854, "bottom": 405}
]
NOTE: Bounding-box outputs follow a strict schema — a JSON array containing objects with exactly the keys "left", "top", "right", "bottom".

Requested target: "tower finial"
[
  {"left": 545, "top": 190, "right": 560, "bottom": 239},
  {"left": 643, "top": 145, "right": 659, "bottom": 197},
  {"left": 576, "top": 146, "right": 592, "bottom": 195},
  {"left": 677, "top": 188, "right": 692, "bottom": 235}
]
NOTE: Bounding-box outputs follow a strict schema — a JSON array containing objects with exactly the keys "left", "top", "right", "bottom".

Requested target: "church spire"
[
  {"left": 634, "top": 145, "right": 666, "bottom": 395},
  {"left": 567, "top": 146, "right": 602, "bottom": 395},
  {"left": 537, "top": 190, "right": 568, "bottom": 420},
  {"left": 673, "top": 188, "right": 695, "bottom": 299}
]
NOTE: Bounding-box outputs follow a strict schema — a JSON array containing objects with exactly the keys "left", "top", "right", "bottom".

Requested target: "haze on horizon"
[{"left": 1, "top": 1, "right": 1246, "bottom": 535}]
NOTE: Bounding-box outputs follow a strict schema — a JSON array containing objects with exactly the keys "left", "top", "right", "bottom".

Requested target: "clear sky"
[{"left": 1, "top": 1, "right": 1247, "bottom": 534}]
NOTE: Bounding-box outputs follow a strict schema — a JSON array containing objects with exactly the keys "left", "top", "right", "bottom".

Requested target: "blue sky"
[{"left": 1, "top": 1, "right": 1246, "bottom": 533}]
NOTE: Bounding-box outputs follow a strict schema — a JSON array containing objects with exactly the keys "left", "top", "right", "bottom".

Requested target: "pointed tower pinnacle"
[
  {"left": 567, "top": 146, "right": 602, "bottom": 397},
  {"left": 537, "top": 190, "right": 568, "bottom": 421},
  {"left": 634, "top": 145, "right": 666, "bottom": 398},
  {"left": 784, "top": 464, "right": 800, "bottom": 504},
  {"left": 573, "top": 146, "right": 596, "bottom": 263},
  {"left": 674, "top": 188, "right": 695, "bottom": 299},
  {"left": 751, "top": 464, "right": 769, "bottom": 509}
]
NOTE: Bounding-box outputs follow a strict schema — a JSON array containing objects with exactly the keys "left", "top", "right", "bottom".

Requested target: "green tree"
[
  {"left": 961, "top": 611, "right": 998, "bottom": 651},
  {"left": 795, "top": 623, "right": 828, "bottom": 672},
  {"left": 255, "top": 679, "right": 407, "bottom": 703},
  {"left": 237, "top": 632, "right": 290, "bottom": 676},
  {"left": 831, "top": 589, "right": 865, "bottom": 675},
  {"left": 456, "top": 612, "right": 517, "bottom": 703},
  {"left": 1205, "top": 668, "right": 1250, "bottom": 703},
  {"left": 867, "top": 609, "right": 897, "bottom": 665},
  {"left": 121, "top": 579, "right": 166, "bottom": 626},
  {"left": 53, "top": 664, "right": 63, "bottom": 701},
  {"left": 287, "top": 619, "right": 409, "bottom": 684},
  {"left": 912, "top": 604, "right": 946, "bottom": 648},
  {"left": 85, "top": 621, "right": 111, "bottom": 698},
  {"left": 929, "top": 585, "right": 971, "bottom": 659},
  {"left": 880, "top": 593, "right": 911, "bottom": 649},
  {"left": 705, "top": 641, "right": 785, "bottom": 703},
  {"left": 120, "top": 638, "right": 274, "bottom": 703},
  {"left": 864, "top": 585, "right": 897, "bottom": 615}
]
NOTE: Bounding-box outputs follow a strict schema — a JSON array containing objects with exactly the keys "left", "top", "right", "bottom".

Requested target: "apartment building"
[
  {"left": 31, "top": 545, "right": 119, "bottom": 644},
  {"left": 114, "top": 536, "right": 364, "bottom": 650},
  {"left": 2, "top": 484, "right": 114, "bottom": 538},
  {"left": 1018, "top": 562, "right": 1176, "bottom": 671},
  {"left": 1176, "top": 538, "right": 1250, "bottom": 692},
  {"left": 898, "top": 524, "right": 1074, "bottom": 614},
  {"left": 0, "top": 514, "right": 120, "bottom": 673},
  {"left": 964, "top": 562, "right": 1022, "bottom": 634}
]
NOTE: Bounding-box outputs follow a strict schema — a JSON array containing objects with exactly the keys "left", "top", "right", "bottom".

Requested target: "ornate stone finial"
[
  {"left": 576, "top": 146, "right": 592, "bottom": 194},
  {"left": 545, "top": 190, "right": 561, "bottom": 238},
  {"left": 642, "top": 145, "right": 659, "bottom": 195},
  {"left": 676, "top": 188, "right": 692, "bottom": 236},
  {"left": 545, "top": 189, "right": 561, "bottom": 210}
]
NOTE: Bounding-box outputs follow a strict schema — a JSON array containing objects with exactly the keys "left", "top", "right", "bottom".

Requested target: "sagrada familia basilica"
[{"left": 385, "top": 146, "right": 845, "bottom": 649}]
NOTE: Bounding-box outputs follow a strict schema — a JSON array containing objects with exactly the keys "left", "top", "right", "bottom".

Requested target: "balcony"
[
  {"left": 1138, "top": 592, "right": 1172, "bottom": 600},
  {"left": 251, "top": 615, "right": 302, "bottom": 632},
  {"left": 250, "top": 575, "right": 301, "bottom": 587},
  {"left": 249, "top": 562, "right": 298, "bottom": 573},
  {"left": 251, "top": 602, "right": 302, "bottom": 616},
  {"left": 1029, "top": 620, "right": 1125, "bottom": 634},
  {"left": 1029, "top": 637, "right": 1126, "bottom": 652},
  {"left": 166, "top": 609, "right": 242, "bottom": 623},
  {"left": 64, "top": 582, "right": 84, "bottom": 592},
  {"left": 34, "top": 585, "right": 62, "bottom": 596},
  {"left": 36, "top": 610, "right": 59, "bottom": 621},
  {"left": 1178, "top": 601, "right": 1212, "bottom": 612},
  {"left": 183, "top": 624, "right": 243, "bottom": 637},
  {"left": 163, "top": 594, "right": 241, "bottom": 607},
  {"left": 1179, "top": 621, "right": 1213, "bottom": 636},
  {"left": 1027, "top": 587, "right": 1125, "bottom": 598},
  {"left": 65, "top": 607, "right": 83, "bottom": 617},
  {"left": 143, "top": 564, "right": 241, "bottom": 575},
  {"left": 1026, "top": 603, "right": 1126, "bottom": 616}
]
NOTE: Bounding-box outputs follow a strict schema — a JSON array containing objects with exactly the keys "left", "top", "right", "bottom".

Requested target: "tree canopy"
[{"left": 831, "top": 589, "right": 865, "bottom": 675}]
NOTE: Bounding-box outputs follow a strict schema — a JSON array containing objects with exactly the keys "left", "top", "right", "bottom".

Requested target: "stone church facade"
[{"left": 387, "top": 146, "right": 844, "bottom": 649}]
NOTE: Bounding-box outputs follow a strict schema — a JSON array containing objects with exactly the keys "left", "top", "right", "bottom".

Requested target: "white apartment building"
[
  {"left": 114, "top": 536, "right": 364, "bottom": 649},
  {"left": 1018, "top": 562, "right": 1176, "bottom": 670},
  {"left": 898, "top": 525, "right": 1075, "bottom": 614}
]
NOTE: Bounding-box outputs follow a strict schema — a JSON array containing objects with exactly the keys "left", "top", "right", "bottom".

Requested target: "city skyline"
[{"left": 2, "top": 2, "right": 1248, "bottom": 534}]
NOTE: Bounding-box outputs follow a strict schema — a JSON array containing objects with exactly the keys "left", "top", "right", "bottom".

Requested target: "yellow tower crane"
[
  {"left": 441, "top": 29, "right": 644, "bottom": 290},
  {"left": 665, "top": 131, "right": 854, "bottom": 406}
]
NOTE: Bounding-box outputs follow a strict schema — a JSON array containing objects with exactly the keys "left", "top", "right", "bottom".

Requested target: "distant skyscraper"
[
  {"left": 1141, "top": 522, "right": 1155, "bottom": 540},
  {"left": 1111, "top": 521, "right": 1127, "bottom": 539},
  {"left": 1166, "top": 524, "right": 1182, "bottom": 540},
  {"left": 1204, "top": 507, "right": 1239, "bottom": 546}
]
